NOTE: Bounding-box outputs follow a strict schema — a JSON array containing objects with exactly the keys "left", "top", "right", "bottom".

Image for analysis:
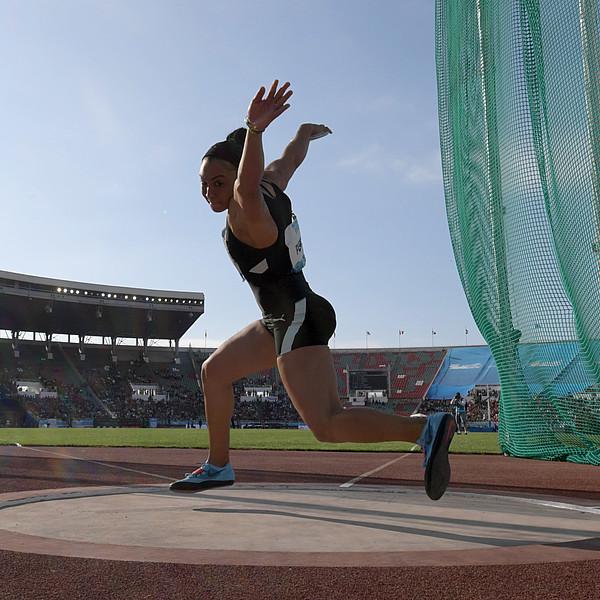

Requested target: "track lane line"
[
  {"left": 12, "top": 445, "right": 600, "bottom": 514},
  {"left": 340, "top": 445, "right": 420, "bottom": 488},
  {"left": 514, "top": 498, "right": 600, "bottom": 516},
  {"left": 13, "top": 444, "right": 173, "bottom": 482}
]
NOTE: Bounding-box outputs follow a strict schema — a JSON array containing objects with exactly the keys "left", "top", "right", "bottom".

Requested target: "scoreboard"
[{"left": 349, "top": 369, "right": 388, "bottom": 391}]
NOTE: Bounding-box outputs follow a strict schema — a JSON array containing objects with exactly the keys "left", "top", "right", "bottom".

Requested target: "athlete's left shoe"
[
  {"left": 169, "top": 462, "right": 235, "bottom": 493},
  {"left": 416, "top": 412, "right": 456, "bottom": 501}
]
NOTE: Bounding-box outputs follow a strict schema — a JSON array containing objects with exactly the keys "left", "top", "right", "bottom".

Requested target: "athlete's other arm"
[{"left": 264, "top": 123, "right": 332, "bottom": 192}]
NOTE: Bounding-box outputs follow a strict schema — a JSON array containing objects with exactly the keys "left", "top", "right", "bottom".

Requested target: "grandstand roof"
[{"left": 0, "top": 270, "right": 204, "bottom": 340}]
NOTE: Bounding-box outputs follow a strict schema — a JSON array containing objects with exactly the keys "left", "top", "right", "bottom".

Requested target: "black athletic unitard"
[{"left": 222, "top": 180, "right": 336, "bottom": 355}]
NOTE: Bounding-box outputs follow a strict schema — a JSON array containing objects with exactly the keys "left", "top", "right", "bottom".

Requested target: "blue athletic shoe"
[
  {"left": 416, "top": 412, "right": 456, "bottom": 501},
  {"left": 169, "top": 462, "right": 235, "bottom": 493}
]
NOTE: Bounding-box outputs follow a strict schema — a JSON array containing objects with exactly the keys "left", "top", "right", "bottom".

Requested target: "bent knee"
[
  {"left": 310, "top": 424, "right": 336, "bottom": 443},
  {"left": 308, "top": 415, "right": 341, "bottom": 444},
  {"left": 201, "top": 355, "right": 231, "bottom": 387}
]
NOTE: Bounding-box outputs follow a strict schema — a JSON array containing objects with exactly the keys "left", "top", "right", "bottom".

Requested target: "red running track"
[{"left": 0, "top": 446, "right": 599, "bottom": 600}]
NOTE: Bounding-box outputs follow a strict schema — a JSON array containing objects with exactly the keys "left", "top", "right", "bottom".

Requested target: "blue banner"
[{"left": 427, "top": 346, "right": 498, "bottom": 399}]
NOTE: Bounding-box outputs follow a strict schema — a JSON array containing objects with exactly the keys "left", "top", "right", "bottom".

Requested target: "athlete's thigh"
[
  {"left": 204, "top": 320, "right": 277, "bottom": 383},
  {"left": 276, "top": 345, "right": 342, "bottom": 427}
]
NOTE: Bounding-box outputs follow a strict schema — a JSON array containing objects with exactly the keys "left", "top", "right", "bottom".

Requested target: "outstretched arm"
[
  {"left": 234, "top": 80, "right": 292, "bottom": 220},
  {"left": 264, "top": 123, "right": 332, "bottom": 191}
]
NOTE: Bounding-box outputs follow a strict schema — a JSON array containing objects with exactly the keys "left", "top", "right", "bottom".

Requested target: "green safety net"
[{"left": 435, "top": 0, "right": 600, "bottom": 463}]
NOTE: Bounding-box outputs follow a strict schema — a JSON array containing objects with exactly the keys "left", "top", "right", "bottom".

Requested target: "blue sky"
[{"left": 1, "top": 0, "right": 485, "bottom": 349}]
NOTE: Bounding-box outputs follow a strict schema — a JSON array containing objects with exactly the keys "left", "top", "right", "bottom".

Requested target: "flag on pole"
[{"left": 465, "top": 328, "right": 469, "bottom": 335}]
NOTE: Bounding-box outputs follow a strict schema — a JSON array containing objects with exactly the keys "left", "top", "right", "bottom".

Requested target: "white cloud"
[
  {"left": 336, "top": 144, "right": 388, "bottom": 173},
  {"left": 336, "top": 145, "right": 442, "bottom": 185},
  {"left": 391, "top": 156, "right": 442, "bottom": 184}
]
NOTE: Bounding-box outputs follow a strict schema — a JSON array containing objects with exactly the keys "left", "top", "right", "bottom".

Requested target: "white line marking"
[
  {"left": 13, "top": 445, "right": 173, "bottom": 482},
  {"left": 457, "top": 491, "right": 600, "bottom": 516},
  {"left": 340, "top": 445, "right": 420, "bottom": 488},
  {"left": 517, "top": 498, "right": 600, "bottom": 516},
  {"left": 11, "top": 445, "right": 599, "bottom": 514}
]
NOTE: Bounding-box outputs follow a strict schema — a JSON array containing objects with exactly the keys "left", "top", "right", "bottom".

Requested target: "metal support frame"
[
  {"left": 78, "top": 334, "right": 86, "bottom": 361},
  {"left": 142, "top": 337, "right": 149, "bottom": 363},
  {"left": 11, "top": 330, "right": 20, "bottom": 358},
  {"left": 45, "top": 332, "right": 53, "bottom": 360},
  {"left": 110, "top": 337, "right": 117, "bottom": 364},
  {"left": 173, "top": 338, "right": 180, "bottom": 365}
]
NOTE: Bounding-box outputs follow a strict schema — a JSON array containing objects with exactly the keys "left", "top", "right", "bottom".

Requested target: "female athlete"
[{"left": 171, "top": 80, "right": 455, "bottom": 500}]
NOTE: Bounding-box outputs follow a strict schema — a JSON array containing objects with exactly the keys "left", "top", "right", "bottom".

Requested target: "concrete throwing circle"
[{"left": 1, "top": 484, "right": 600, "bottom": 567}]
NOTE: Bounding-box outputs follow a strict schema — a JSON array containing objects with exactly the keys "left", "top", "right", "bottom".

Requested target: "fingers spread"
[
  {"left": 252, "top": 86, "right": 266, "bottom": 103},
  {"left": 267, "top": 79, "right": 279, "bottom": 99},
  {"left": 279, "top": 89, "right": 293, "bottom": 105},
  {"left": 274, "top": 81, "right": 291, "bottom": 102}
]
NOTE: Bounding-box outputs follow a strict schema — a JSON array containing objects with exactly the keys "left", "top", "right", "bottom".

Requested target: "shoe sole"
[
  {"left": 169, "top": 480, "right": 235, "bottom": 493},
  {"left": 424, "top": 414, "right": 456, "bottom": 501}
]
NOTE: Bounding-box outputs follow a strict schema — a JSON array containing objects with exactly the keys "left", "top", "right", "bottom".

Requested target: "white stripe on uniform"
[{"left": 280, "top": 297, "right": 307, "bottom": 354}]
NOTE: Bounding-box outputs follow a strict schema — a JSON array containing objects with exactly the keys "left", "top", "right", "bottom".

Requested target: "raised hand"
[{"left": 246, "top": 80, "right": 293, "bottom": 132}]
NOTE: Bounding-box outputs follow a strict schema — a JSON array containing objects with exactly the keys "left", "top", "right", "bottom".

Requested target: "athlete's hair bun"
[
  {"left": 202, "top": 128, "right": 247, "bottom": 167},
  {"left": 226, "top": 128, "right": 247, "bottom": 148}
]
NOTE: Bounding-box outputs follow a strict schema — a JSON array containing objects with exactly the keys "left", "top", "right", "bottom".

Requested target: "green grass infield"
[{"left": 0, "top": 428, "right": 501, "bottom": 454}]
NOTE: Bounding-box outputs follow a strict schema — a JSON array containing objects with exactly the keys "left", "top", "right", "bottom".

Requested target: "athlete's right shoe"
[
  {"left": 416, "top": 412, "right": 456, "bottom": 501},
  {"left": 169, "top": 462, "right": 235, "bottom": 493}
]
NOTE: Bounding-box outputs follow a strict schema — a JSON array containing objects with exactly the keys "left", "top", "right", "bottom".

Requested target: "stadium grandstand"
[
  {"left": 0, "top": 269, "right": 501, "bottom": 431},
  {"left": 0, "top": 269, "right": 204, "bottom": 427}
]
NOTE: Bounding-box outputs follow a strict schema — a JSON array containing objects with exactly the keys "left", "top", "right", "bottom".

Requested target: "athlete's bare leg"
[
  {"left": 277, "top": 345, "right": 426, "bottom": 443},
  {"left": 202, "top": 320, "right": 277, "bottom": 467}
]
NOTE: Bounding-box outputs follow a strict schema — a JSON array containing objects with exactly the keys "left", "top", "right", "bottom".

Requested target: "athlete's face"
[{"left": 199, "top": 158, "right": 236, "bottom": 213}]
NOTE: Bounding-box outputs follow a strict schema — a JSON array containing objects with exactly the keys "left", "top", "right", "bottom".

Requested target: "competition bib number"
[{"left": 284, "top": 213, "right": 306, "bottom": 272}]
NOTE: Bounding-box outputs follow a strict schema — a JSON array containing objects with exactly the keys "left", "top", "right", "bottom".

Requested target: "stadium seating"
[
  {"left": 331, "top": 349, "right": 447, "bottom": 415},
  {"left": 0, "top": 340, "right": 449, "bottom": 426}
]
